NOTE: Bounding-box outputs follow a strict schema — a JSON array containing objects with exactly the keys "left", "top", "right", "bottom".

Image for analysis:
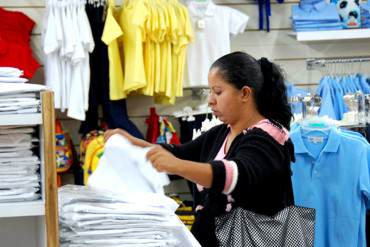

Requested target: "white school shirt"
[{"left": 185, "top": 1, "right": 249, "bottom": 88}]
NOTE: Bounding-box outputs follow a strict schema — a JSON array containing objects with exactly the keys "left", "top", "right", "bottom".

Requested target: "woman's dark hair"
[{"left": 210, "top": 51, "right": 293, "bottom": 130}]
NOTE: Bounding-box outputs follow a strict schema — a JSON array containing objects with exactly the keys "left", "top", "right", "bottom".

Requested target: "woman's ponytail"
[{"left": 257, "top": 58, "right": 292, "bottom": 130}]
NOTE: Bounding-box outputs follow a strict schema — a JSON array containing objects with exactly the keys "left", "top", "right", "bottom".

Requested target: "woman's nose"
[{"left": 208, "top": 94, "right": 215, "bottom": 106}]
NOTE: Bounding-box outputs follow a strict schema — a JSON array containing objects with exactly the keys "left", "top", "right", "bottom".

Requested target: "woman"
[{"left": 105, "top": 51, "right": 295, "bottom": 246}]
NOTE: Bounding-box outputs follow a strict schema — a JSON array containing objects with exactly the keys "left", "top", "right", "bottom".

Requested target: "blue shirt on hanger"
[
  {"left": 291, "top": 126, "right": 370, "bottom": 247},
  {"left": 317, "top": 76, "right": 337, "bottom": 119}
]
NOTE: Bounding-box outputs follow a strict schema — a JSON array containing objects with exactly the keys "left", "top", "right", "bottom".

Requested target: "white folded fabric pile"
[
  {"left": 0, "top": 89, "right": 40, "bottom": 115},
  {"left": 58, "top": 185, "right": 190, "bottom": 247},
  {"left": 0, "top": 126, "right": 40, "bottom": 202},
  {"left": 0, "top": 67, "right": 28, "bottom": 83}
]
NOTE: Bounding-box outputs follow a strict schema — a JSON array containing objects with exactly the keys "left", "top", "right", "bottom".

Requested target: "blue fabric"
[
  {"left": 317, "top": 76, "right": 337, "bottom": 119},
  {"left": 291, "top": 2, "right": 341, "bottom": 21},
  {"left": 286, "top": 82, "right": 309, "bottom": 114},
  {"left": 291, "top": 126, "right": 370, "bottom": 247}
]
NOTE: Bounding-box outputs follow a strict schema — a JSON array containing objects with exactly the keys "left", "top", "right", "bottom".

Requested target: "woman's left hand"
[{"left": 146, "top": 146, "right": 181, "bottom": 174}]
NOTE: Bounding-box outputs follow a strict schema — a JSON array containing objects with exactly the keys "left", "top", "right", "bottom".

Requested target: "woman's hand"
[{"left": 146, "top": 145, "right": 182, "bottom": 174}]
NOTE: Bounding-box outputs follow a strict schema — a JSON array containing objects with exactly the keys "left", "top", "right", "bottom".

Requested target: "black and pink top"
[{"left": 162, "top": 119, "right": 295, "bottom": 247}]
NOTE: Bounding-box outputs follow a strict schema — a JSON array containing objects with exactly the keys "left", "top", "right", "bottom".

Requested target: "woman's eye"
[{"left": 214, "top": 91, "right": 221, "bottom": 95}]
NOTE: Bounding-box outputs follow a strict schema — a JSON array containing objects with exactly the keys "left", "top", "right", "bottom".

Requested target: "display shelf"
[
  {"left": 0, "top": 201, "right": 45, "bottom": 218},
  {"left": 0, "top": 113, "right": 42, "bottom": 126},
  {"left": 293, "top": 28, "right": 370, "bottom": 41}
]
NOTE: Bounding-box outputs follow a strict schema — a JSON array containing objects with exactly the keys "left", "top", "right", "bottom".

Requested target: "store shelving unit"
[
  {"left": 0, "top": 90, "right": 59, "bottom": 247},
  {"left": 293, "top": 28, "right": 370, "bottom": 41}
]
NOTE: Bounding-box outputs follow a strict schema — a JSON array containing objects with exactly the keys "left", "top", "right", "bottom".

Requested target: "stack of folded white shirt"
[
  {"left": 59, "top": 185, "right": 200, "bottom": 247},
  {"left": 0, "top": 126, "right": 40, "bottom": 202},
  {"left": 0, "top": 67, "right": 28, "bottom": 83},
  {"left": 0, "top": 90, "right": 40, "bottom": 115}
]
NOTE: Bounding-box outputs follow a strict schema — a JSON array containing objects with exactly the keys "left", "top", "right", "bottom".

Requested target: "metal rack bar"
[{"left": 306, "top": 57, "right": 370, "bottom": 70}]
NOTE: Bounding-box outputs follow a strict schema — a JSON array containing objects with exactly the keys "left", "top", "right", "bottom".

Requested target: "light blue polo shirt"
[{"left": 291, "top": 126, "right": 370, "bottom": 247}]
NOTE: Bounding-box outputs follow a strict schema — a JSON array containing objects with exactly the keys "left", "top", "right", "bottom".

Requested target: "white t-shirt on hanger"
[{"left": 185, "top": 1, "right": 249, "bottom": 88}]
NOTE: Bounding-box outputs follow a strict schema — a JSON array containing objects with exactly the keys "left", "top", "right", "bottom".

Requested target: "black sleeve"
[{"left": 209, "top": 131, "right": 286, "bottom": 199}]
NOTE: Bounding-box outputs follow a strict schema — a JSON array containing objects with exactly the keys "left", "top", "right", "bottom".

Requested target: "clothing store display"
[
  {"left": 42, "top": 0, "right": 94, "bottom": 119},
  {"left": 0, "top": 125, "right": 40, "bottom": 203},
  {"left": 185, "top": 1, "right": 249, "bottom": 87},
  {"left": 162, "top": 120, "right": 295, "bottom": 246},
  {"left": 317, "top": 74, "right": 370, "bottom": 120},
  {"left": 291, "top": 0, "right": 342, "bottom": 32},
  {"left": 79, "top": 1, "right": 143, "bottom": 139},
  {"left": 59, "top": 185, "right": 200, "bottom": 247},
  {"left": 0, "top": 8, "right": 39, "bottom": 79},
  {"left": 291, "top": 124, "right": 370, "bottom": 247}
]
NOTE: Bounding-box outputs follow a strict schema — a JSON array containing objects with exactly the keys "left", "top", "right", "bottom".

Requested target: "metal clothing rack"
[{"left": 306, "top": 57, "right": 370, "bottom": 71}]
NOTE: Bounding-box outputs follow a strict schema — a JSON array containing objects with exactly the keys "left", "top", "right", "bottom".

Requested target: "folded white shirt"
[
  {"left": 0, "top": 77, "right": 28, "bottom": 83},
  {"left": 0, "top": 67, "right": 23, "bottom": 78}
]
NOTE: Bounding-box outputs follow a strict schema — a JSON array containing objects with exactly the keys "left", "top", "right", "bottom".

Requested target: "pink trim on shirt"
[
  {"left": 249, "top": 119, "right": 289, "bottom": 145},
  {"left": 197, "top": 134, "right": 228, "bottom": 193},
  {"left": 223, "top": 160, "right": 234, "bottom": 193}
]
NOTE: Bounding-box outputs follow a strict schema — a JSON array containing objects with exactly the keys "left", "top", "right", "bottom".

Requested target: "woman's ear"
[{"left": 241, "top": 86, "right": 252, "bottom": 102}]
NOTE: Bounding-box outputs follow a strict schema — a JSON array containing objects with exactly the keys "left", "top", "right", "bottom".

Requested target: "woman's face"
[{"left": 207, "top": 69, "right": 245, "bottom": 124}]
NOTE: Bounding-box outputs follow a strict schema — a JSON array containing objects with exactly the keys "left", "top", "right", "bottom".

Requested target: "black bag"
[{"left": 215, "top": 206, "right": 315, "bottom": 247}]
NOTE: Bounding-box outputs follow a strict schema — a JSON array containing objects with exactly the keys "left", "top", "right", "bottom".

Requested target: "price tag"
[{"left": 197, "top": 19, "right": 206, "bottom": 29}]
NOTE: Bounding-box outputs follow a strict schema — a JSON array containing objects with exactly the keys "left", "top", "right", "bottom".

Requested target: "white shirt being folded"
[{"left": 88, "top": 134, "right": 170, "bottom": 195}]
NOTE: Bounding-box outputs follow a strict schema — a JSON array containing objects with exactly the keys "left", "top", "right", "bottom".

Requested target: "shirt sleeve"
[
  {"left": 228, "top": 8, "right": 249, "bottom": 35},
  {"left": 101, "top": 7, "right": 123, "bottom": 45},
  {"left": 209, "top": 132, "right": 288, "bottom": 200}
]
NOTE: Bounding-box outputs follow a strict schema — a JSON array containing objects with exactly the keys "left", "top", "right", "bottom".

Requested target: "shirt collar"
[
  {"left": 299, "top": 0, "right": 327, "bottom": 12},
  {"left": 188, "top": 1, "right": 216, "bottom": 17},
  {"left": 292, "top": 126, "right": 341, "bottom": 155}
]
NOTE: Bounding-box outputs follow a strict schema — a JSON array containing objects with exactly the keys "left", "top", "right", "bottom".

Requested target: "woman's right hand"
[{"left": 104, "top": 128, "right": 152, "bottom": 148}]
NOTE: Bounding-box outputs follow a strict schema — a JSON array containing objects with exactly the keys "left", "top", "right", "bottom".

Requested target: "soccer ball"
[{"left": 336, "top": 0, "right": 361, "bottom": 28}]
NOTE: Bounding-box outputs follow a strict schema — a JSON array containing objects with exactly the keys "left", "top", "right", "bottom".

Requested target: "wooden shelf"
[
  {"left": 0, "top": 201, "right": 44, "bottom": 218},
  {"left": 293, "top": 28, "right": 370, "bottom": 41},
  {"left": 0, "top": 114, "right": 42, "bottom": 126}
]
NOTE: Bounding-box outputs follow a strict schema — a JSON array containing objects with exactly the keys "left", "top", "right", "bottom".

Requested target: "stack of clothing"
[
  {"left": 0, "top": 126, "right": 40, "bottom": 202},
  {"left": 361, "top": 1, "right": 370, "bottom": 28},
  {"left": 0, "top": 85, "right": 40, "bottom": 115},
  {"left": 291, "top": 0, "right": 342, "bottom": 32},
  {"left": 0, "top": 67, "right": 28, "bottom": 83},
  {"left": 59, "top": 185, "right": 199, "bottom": 247}
]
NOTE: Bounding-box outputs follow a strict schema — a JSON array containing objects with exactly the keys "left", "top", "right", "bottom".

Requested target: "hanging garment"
[
  {"left": 185, "top": 1, "right": 249, "bottom": 88},
  {"left": 79, "top": 2, "right": 143, "bottom": 139},
  {"left": 42, "top": 0, "right": 94, "bottom": 118},
  {"left": 291, "top": 124, "right": 370, "bottom": 247},
  {"left": 101, "top": 0, "right": 126, "bottom": 100},
  {"left": 145, "top": 107, "right": 160, "bottom": 144}
]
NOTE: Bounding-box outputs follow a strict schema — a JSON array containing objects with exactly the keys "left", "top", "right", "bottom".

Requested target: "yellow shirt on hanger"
[
  {"left": 101, "top": 0, "right": 126, "bottom": 100},
  {"left": 139, "top": 0, "right": 156, "bottom": 96},
  {"left": 174, "top": 2, "right": 194, "bottom": 97},
  {"left": 120, "top": 0, "right": 150, "bottom": 94}
]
